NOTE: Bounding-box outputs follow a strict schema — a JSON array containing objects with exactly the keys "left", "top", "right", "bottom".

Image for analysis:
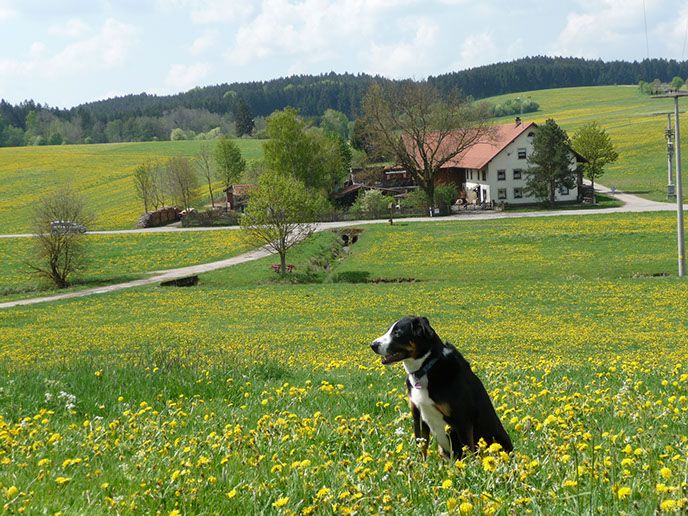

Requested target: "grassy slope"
[
  {"left": 0, "top": 229, "right": 250, "bottom": 300},
  {"left": 0, "top": 213, "right": 686, "bottom": 513},
  {"left": 0, "top": 85, "right": 679, "bottom": 234},
  {"left": 0, "top": 139, "right": 263, "bottom": 233},
  {"left": 486, "top": 85, "right": 680, "bottom": 201}
]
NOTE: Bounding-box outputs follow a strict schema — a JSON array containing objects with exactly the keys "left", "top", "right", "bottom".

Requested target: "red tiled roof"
[{"left": 443, "top": 121, "right": 537, "bottom": 170}]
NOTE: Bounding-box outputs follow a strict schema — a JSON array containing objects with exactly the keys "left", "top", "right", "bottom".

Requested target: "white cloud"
[
  {"left": 190, "top": 30, "right": 217, "bottom": 55},
  {"left": 366, "top": 18, "right": 439, "bottom": 78},
  {"left": 165, "top": 62, "right": 211, "bottom": 91},
  {"left": 0, "top": 0, "right": 16, "bottom": 21},
  {"left": 156, "top": 0, "right": 253, "bottom": 24},
  {"left": 48, "top": 18, "right": 91, "bottom": 38},
  {"left": 226, "top": 0, "right": 419, "bottom": 66},
  {"left": 654, "top": 5, "right": 688, "bottom": 59},
  {"left": 550, "top": 0, "right": 662, "bottom": 58},
  {"left": 0, "top": 18, "right": 138, "bottom": 80},
  {"left": 450, "top": 31, "right": 524, "bottom": 71}
]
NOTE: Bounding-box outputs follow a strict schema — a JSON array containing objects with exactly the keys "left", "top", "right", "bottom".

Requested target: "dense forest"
[{"left": 1, "top": 56, "right": 687, "bottom": 147}]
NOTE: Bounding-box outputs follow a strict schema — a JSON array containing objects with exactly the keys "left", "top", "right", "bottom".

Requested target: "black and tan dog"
[{"left": 371, "top": 316, "right": 513, "bottom": 458}]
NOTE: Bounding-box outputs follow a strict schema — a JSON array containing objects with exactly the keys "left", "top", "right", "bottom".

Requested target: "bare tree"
[
  {"left": 362, "top": 81, "right": 492, "bottom": 207},
  {"left": 166, "top": 157, "right": 199, "bottom": 211},
  {"left": 28, "top": 187, "right": 94, "bottom": 288},
  {"left": 151, "top": 160, "right": 168, "bottom": 209},
  {"left": 133, "top": 161, "right": 155, "bottom": 213},
  {"left": 196, "top": 143, "right": 216, "bottom": 207}
]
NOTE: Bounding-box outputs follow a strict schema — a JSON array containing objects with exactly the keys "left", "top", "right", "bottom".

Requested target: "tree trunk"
[
  {"left": 549, "top": 181, "right": 556, "bottom": 207},
  {"left": 591, "top": 177, "right": 596, "bottom": 205},
  {"left": 279, "top": 251, "right": 287, "bottom": 277},
  {"left": 208, "top": 180, "right": 215, "bottom": 208}
]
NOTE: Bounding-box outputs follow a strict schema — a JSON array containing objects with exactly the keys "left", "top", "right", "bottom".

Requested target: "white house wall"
[{"left": 485, "top": 127, "right": 578, "bottom": 204}]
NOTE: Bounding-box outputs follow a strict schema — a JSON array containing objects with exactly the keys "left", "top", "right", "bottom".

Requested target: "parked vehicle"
[{"left": 50, "top": 220, "right": 87, "bottom": 235}]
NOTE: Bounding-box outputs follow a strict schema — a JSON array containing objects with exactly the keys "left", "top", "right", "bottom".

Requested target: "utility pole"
[
  {"left": 653, "top": 91, "right": 688, "bottom": 277},
  {"left": 666, "top": 113, "right": 676, "bottom": 201}
]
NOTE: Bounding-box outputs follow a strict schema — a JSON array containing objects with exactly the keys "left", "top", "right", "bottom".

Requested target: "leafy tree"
[
  {"left": 263, "top": 108, "right": 347, "bottom": 194},
  {"left": 240, "top": 171, "right": 320, "bottom": 276},
  {"left": 362, "top": 81, "right": 490, "bottom": 207},
  {"left": 671, "top": 76, "right": 685, "bottom": 90},
  {"left": 133, "top": 162, "right": 155, "bottom": 213},
  {"left": 525, "top": 119, "right": 576, "bottom": 206},
  {"left": 28, "top": 186, "right": 94, "bottom": 288},
  {"left": 196, "top": 143, "right": 216, "bottom": 207},
  {"left": 166, "top": 157, "right": 199, "bottom": 211},
  {"left": 571, "top": 122, "right": 618, "bottom": 203},
  {"left": 350, "top": 189, "right": 390, "bottom": 218},
  {"left": 233, "top": 96, "right": 254, "bottom": 137},
  {"left": 320, "top": 109, "right": 350, "bottom": 139},
  {"left": 214, "top": 137, "right": 246, "bottom": 190}
]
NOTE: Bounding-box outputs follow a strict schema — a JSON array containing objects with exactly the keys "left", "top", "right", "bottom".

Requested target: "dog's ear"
[{"left": 413, "top": 316, "right": 433, "bottom": 339}]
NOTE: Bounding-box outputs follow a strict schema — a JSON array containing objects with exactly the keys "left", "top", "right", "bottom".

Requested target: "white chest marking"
[{"left": 410, "top": 384, "right": 451, "bottom": 453}]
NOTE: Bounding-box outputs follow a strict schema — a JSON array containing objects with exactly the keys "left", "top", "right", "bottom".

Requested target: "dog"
[{"left": 370, "top": 316, "right": 513, "bottom": 459}]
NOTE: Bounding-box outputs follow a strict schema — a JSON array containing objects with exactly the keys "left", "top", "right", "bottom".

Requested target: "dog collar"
[{"left": 409, "top": 354, "right": 440, "bottom": 382}]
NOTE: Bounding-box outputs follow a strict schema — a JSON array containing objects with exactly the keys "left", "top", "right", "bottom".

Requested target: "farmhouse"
[{"left": 422, "top": 118, "right": 585, "bottom": 205}]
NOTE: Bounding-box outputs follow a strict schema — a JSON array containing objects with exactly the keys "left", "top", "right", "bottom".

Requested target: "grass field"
[
  {"left": 1, "top": 212, "right": 686, "bottom": 513},
  {"left": 0, "top": 85, "right": 680, "bottom": 234},
  {"left": 0, "top": 139, "right": 263, "bottom": 233},
  {"left": 488, "top": 85, "right": 682, "bottom": 201},
  {"left": 0, "top": 229, "right": 249, "bottom": 300}
]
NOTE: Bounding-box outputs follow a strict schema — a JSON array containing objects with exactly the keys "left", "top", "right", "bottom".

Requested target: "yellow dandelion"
[
  {"left": 272, "top": 496, "right": 289, "bottom": 509},
  {"left": 5, "top": 486, "right": 18, "bottom": 499},
  {"left": 459, "top": 501, "right": 474, "bottom": 513},
  {"left": 617, "top": 486, "right": 631, "bottom": 500}
]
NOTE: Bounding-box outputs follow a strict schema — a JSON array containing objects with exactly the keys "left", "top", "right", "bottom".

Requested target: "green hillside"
[
  {"left": 0, "top": 139, "right": 263, "bottom": 233},
  {"left": 487, "top": 85, "right": 681, "bottom": 200},
  {"left": 0, "top": 85, "right": 683, "bottom": 233}
]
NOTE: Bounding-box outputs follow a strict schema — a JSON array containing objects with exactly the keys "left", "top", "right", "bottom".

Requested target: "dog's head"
[{"left": 370, "top": 316, "right": 437, "bottom": 365}]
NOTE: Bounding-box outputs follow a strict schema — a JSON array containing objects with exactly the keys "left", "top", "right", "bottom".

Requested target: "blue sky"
[{"left": 0, "top": 0, "right": 686, "bottom": 108}]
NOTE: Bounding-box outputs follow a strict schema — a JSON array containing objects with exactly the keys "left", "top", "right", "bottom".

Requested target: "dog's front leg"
[{"left": 411, "top": 403, "right": 430, "bottom": 458}]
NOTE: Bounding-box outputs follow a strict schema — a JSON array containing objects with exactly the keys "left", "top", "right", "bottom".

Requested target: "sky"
[{"left": 0, "top": 0, "right": 687, "bottom": 108}]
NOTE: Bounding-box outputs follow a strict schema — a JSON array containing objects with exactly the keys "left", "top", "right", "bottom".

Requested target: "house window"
[
  {"left": 527, "top": 131, "right": 535, "bottom": 138},
  {"left": 482, "top": 170, "right": 487, "bottom": 181},
  {"left": 559, "top": 185, "right": 569, "bottom": 196},
  {"left": 513, "top": 169, "right": 522, "bottom": 180},
  {"left": 498, "top": 188, "right": 507, "bottom": 200},
  {"left": 517, "top": 148, "right": 527, "bottom": 159},
  {"left": 497, "top": 169, "right": 506, "bottom": 181},
  {"left": 514, "top": 187, "right": 523, "bottom": 199}
]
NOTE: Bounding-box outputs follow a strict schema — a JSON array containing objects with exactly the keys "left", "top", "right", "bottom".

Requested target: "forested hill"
[
  {"left": 1, "top": 56, "right": 687, "bottom": 146},
  {"left": 68, "top": 56, "right": 688, "bottom": 119}
]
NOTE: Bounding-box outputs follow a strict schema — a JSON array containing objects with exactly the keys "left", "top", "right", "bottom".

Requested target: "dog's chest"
[{"left": 410, "top": 382, "right": 449, "bottom": 446}]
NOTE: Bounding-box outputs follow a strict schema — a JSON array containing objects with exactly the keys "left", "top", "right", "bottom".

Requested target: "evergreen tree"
[
  {"left": 526, "top": 119, "right": 576, "bottom": 206},
  {"left": 234, "top": 96, "right": 254, "bottom": 137}
]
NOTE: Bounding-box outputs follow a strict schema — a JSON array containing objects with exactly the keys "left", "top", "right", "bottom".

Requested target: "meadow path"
[{"left": 0, "top": 185, "right": 681, "bottom": 309}]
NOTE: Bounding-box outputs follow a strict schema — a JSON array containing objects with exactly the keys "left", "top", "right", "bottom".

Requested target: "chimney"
[{"left": 515, "top": 116, "right": 522, "bottom": 126}]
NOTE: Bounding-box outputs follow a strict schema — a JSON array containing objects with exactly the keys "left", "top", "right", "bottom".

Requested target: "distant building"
[
  {"left": 223, "top": 184, "right": 254, "bottom": 212},
  {"left": 404, "top": 119, "right": 586, "bottom": 205}
]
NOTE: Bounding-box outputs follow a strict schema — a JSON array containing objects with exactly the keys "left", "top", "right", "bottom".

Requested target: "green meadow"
[
  {"left": 0, "top": 139, "right": 263, "bottom": 233},
  {"left": 0, "top": 212, "right": 686, "bottom": 513},
  {"left": 0, "top": 85, "right": 681, "bottom": 234}
]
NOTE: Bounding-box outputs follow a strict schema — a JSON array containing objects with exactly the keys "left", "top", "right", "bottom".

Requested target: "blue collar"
[{"left": 410, "top": 354, "right": 440, "bottom": 379}]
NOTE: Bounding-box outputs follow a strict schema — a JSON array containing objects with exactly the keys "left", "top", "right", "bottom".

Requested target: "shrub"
[
  {"left": 350, "top": 190, "right": 391, "bottom": 218},
  {"left": 400, "top": 189, "right": 430, "bottom": 211}
]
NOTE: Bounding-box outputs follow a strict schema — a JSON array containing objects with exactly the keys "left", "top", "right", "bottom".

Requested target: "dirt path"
[
  {"left": 0, "top": 185, "right": 678, "bottom": 240},
  {"left": 0, "top": 186, "right": 682, "bottom": 309}
]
